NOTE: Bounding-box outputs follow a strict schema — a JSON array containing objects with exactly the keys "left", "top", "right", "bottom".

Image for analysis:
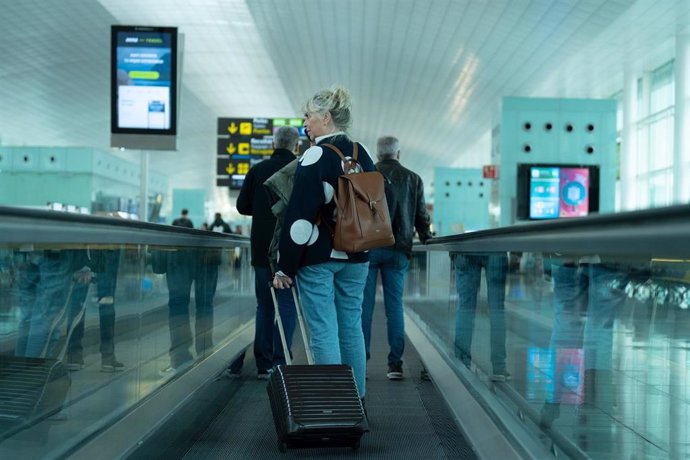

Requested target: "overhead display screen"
[{"left": 111, "top": 25, "right": 177, "bottom": 135}]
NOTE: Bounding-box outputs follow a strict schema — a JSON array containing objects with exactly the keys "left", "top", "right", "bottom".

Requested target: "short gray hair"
[
  {"left": 303, "top": 85, "right": 353, "bottom": 131},
  {"left": 376, "top": 136, "right": 399, "bottom": 160},
  {"left": 273, "top": 126, "right": 300, "bottom": 150}
]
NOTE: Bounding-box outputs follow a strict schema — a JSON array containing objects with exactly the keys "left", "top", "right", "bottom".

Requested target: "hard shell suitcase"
[{"left": 266, "top": 285, "right": 368, "bottom": 452}]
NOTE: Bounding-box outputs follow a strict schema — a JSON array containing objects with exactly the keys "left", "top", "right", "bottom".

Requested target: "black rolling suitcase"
[{"left": 266, "top": 285, "right": 368, "bottom": 452}]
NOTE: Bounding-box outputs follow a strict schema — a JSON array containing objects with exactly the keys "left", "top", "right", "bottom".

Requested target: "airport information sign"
[
  {"left": 111, "top": 26, "right": 177, "bottom": 135},
  {"left": 216, "top": 117, "right": 307, "bottom": 189}
]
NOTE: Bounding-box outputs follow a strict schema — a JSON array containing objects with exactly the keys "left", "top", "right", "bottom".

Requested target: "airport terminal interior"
[{"left": 1, "top": 1, "right": 690, "bottom": 459}]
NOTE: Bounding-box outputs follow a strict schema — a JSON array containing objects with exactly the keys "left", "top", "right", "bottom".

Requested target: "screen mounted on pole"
[{"left": 111, "top": 25, "right": 177, "bottom": 136}]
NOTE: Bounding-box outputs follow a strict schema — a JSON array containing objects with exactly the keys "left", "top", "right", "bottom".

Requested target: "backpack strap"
[{"left": 323, "top": 143, "right": 359, "bottom": 173}]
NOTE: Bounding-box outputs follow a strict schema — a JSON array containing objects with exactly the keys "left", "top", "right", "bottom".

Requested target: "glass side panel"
[
  {"left": 0, "top": 242, "right": 254, "bottom": 457},
  {"left": 407, "top": 250, "right": 690, "bottom": 459}
]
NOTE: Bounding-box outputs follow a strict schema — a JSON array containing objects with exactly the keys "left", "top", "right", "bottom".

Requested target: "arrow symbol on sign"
[
  {"left": 228, "top": 122, "right": 238, "bottom": 134},
  {"left": 226, "top": 164, "right": 236, "bottom": 174},
  {"left": 226, "top": 144, "right": 237, "bottom": 154}
]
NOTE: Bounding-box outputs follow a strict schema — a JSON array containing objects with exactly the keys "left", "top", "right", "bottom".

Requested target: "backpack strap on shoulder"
[{"left": 323, "top": 143, "right": 360, "bottom": 173}]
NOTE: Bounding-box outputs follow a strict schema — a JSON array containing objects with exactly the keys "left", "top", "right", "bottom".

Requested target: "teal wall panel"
[
  {"left": 172, "top": 189, "right": 205, "bottom": 228},
  {"left": 0, "top": 147, "right": 168, "bottom": 212},
  {"left": 433, "top": 167, "right": 490, "bottom": 236},
  {"left": 497, "top": 97, "right": 617, "bottom": 226}
]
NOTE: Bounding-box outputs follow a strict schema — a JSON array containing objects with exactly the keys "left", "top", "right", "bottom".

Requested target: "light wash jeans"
[
  {"left": 361, "top": 248, "right": 409, "bottom": 365},
  {"left": 297, "top": 261, "right": 369, "bottom": 398}
]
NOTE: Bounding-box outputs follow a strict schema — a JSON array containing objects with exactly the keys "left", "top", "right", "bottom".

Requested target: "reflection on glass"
[{"left": 453, "top": 253, "right": 509, "bottom": 381}]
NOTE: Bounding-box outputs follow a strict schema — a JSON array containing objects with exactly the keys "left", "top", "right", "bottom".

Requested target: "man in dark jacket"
[
  {"left": 361, "top": 135, "right": 433, "bottom": 380},
  {"left": 227, "top": 126, "right": 300, "bottom": 379}
]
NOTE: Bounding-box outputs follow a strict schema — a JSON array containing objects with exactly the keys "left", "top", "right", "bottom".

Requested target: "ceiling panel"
[{"left": 1, "top": 0, "right": 689, "bottom": 214}]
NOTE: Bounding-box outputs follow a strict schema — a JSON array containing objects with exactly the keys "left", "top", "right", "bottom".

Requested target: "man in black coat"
[
  {"left": 361, "top": 135, "right": 433, "bottom": 380},
  {"left": 227, "top": 126, "right": 300, "bottom": 379}
]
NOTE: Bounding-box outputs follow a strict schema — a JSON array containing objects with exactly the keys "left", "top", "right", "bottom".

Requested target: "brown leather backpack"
[{"left": 323, "top": 143, "right": 395, "bottom": 253}]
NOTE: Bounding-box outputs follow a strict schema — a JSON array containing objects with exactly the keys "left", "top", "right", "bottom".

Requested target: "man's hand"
[{"left": 272, "top": 271, "right": 293, "bottom": 289}]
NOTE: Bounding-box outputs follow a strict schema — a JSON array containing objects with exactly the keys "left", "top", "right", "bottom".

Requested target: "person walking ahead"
[
  {"left": 228, "top": 126, "right": 300, "bottom": 379},
  {"left": 361, "top": 135, "right": 432, "bottom": 380}
]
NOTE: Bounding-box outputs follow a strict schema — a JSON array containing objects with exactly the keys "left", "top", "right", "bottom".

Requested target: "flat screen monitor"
[
  {"left": 111, "top": 25, "right": 177, "bottom": 136},
  {"left": 516, "top": 164, "right": 599, "bottom": 220}
]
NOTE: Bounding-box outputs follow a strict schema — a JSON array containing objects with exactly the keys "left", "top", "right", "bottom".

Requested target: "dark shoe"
[
  {"left": 257, "top": 369, "right": 271, "bottom": 380},
  {"left": 387, "top": 362, "right": 403, "bottom": 380},
  {"left": 101, "top": 356, "right": 125, "bottom": 373},
  {"left": 159, "top": 366, "right": 177, "bottom": 378},
  {"left": 66, "top": 358, "right": 84, "bottom": 372},
  {"left": 490, "top": 371, "right": 511, "bottom": 382},
  {"left": 224, "top": 368, "right": 241, "bottom": 379}
]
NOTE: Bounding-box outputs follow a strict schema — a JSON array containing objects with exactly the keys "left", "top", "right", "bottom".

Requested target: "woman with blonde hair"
[{"left": 272, "top": 85, "right": 375, "bottom": 401}]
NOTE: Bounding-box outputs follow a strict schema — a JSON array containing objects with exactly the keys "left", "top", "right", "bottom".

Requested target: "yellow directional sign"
[
  {"left": 226, "top": 143, "right": 237, "bottom": 155},
  {"left": 227, "top": 122, "right": 238, "bottom": 134},
  {"left": 238, "top": 142, "right": 250, "bottom": 154},
  {"left": 240, "top": 122, "right": 252, "bottom": 135},
  {"left": 238, "top": 162, "right": 250, "bottom": 174},
  {"left": 225, "top": 164, "right": 236, "bottom": 174}
]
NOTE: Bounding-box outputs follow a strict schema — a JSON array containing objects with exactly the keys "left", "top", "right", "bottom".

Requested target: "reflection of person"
[
  {"left": 361, "top": 135, "right": 432, "bottom": 380},
  {"left": 227, "top": 126, "right": 299, "bottom": 379},
  {"left": 209, "top": 213, "right": 231, "bottom": 233},
  {"left": 172, "top": 208, "right": 193, "bottom": 228},
  {"left": 160, "top": 222, "right": 220, "bottom": 376},
  {"left": 539, "top": 256, "right": 625, "bottom": 427},
  {"left": 272, "top": 86, "right": 374, "bottom": 401},
  {"left": 453, "top": 252, "right": 510, "bottom": 381},
  {"left": 15, "top": 250, "right": 93, "bottom": 359},
  {"left": 66, "top": 249, "right": 124, "bottom": 372}
]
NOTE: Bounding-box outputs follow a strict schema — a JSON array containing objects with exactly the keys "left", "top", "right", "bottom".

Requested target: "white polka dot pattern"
[
  {"left": 307, "top": 225, "right": 319, "bottom": 246},
  {"left": 330, "top": 249, "right": 348, "bottom": 259},
  {"left": 323, "top": 181, "right": 334, "bottom": 203},
  {"left": 300, "top": 146, "right": 323, "bottom": 166},
  {"left": 289, "top": 219, "right": 313, "bottom": 245}
]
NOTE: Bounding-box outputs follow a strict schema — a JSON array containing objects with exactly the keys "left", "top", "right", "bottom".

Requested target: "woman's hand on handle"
[{"left": 272, "top": 271, "right": 293, "bottom": 289}]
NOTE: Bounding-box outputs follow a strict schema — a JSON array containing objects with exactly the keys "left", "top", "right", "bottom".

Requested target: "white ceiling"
[{"left": 1, "top": 0, "right": 688, "bottom": 214}]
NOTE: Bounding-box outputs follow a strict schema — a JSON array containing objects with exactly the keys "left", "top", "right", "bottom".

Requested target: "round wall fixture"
[
  {"left": 523, "top": 122, "right": 532, "bottom": 131},
  {"left": 445, "top": 181, "right": 450, "bottom": 186},
  {"left": 523, "top": 143, "right": 532, "bottom": 153},
  {"left": 565, "top": 123, "right": 574, "bottom": 132},
  {"left": 586, "top": 145, "right": 595, "bottom": 154},
  {"left": 586, "top": 123, "right": 595, "bottom": 132},
  {"left": 545, "top": 122, "right": 553, "bottom": 131},
  {"left": 445, "top": 192, "right": 450, "bottom": 198}
]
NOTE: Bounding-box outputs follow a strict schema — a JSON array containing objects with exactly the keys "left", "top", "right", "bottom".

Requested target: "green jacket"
[{"left": 263, "top": 159, "right": 299, "bottom": 273}]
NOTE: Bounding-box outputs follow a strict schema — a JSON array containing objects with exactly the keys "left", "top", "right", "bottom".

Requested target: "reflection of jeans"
[
  {"left": 297, "top": 261, "right": 368, "bottom": 398},
  {"left": 68, "top": 250, "right": 120, "bottom": 360},
  {"left": 230, "top": 266, "right": 296, "bottom": 372},
  {"left": 454, "top": 254, "right": 508, "bottom": 372},
  {"left": 361, "top": 248, "right": 409, "bottom": 364},
  {"left": 17, "top": 252, "right": 75, "bottom": 358},
  {"left": 166, "top": 250, "right": 219, "bottom": 368},
  {"left": 550, "top": 262, "right": 624, "bottom": 371}
]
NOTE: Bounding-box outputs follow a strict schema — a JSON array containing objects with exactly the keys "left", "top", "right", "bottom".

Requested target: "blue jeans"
[
  {"left": 361, "top": 248, "right": 409, "bottom": 365},
  {"left": 166, "top": 249, "right": 219, "bottom": 368},
  {"left": 550, "top": 261, "right": 625, "bottom": 371},
  {"left": 16, "top": 251, "right": 75, "bottom": 358},
  {"left": 454, "top": 253, "right": 508, "bottom": 373},
  {"left": 229, "top": 266, "right": 296, "bottom": 372},
  {"left": 297, "top": 261, "right": 368, "bottom": 398}
]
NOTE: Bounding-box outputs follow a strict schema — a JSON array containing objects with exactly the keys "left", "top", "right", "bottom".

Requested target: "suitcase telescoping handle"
[{"left": 269, "top": 284, "right": 313, "bottom": 365}]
